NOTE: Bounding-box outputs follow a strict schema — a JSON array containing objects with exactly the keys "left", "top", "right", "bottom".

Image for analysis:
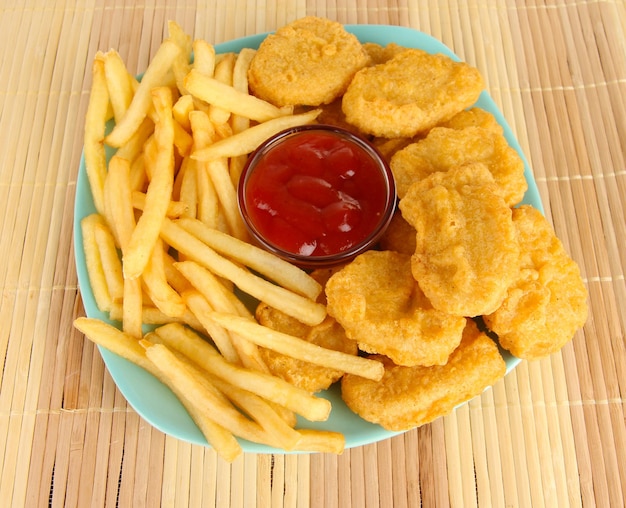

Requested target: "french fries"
[
  {"left": 75, "top": 22, "right": 357, "bottom": 461},
  {"left": 105, "top": 39, "right": 181, "bottom": 147}
]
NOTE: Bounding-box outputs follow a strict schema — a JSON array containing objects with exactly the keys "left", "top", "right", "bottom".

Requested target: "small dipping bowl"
[{"left": 238, "top": 124, "right": 397, "bottom": 268}]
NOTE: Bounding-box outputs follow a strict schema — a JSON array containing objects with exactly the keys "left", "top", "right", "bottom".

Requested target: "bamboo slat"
[{"left": 0, "top": 1, "right": 624, "bottom": 506}]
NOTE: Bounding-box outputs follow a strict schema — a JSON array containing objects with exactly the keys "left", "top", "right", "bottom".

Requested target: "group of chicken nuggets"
[{"left": 246, "top": 16, "right": 588, "bottom": 432}]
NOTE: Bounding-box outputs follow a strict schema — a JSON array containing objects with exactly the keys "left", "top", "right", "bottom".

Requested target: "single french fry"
[
  {"left": 160, "top": 218, "right": 327, "bottom": 326},
  {"left": 74, "top": 317, "right": 152, "bottom": 371},
  {"left": 123, "top": 87, "right": 175, "bottom": 279},
  {"left": 191, "top": 109, "right": 321, "bottom": 161},
  {"left": 209, "top": 313, "right": 385, "bottom": 381},
  {"left": 168, "top": 21, "right": 193, "bottom": 96},
  {"left": 103, "top": 49, "right": 137, "bottom": 124},
  {"left": 181, "top": 290, "right": 241, "bottom": 364},
  {"left": 173, "top": 120, "right": 193, "bottom": 156},
  {"left": 207, "top": 157, "right": 247, "bottom": 239},
  {"left": 192, "top": 39, "right": 216, "bottom": 77},
  {"left": 123, "top": 276, "right": 143, "bottom": 338},
  {"left": 177, "top": 158, "right": 199, "bottom": 219},
  {"left": 196, "top": 163, "right": 220, "bottom": 228},
  {"left": 93, "top": 221, "right": 124, "bottom": 303},
  {"left": 84, "top": 54, "right": 110, "bottom": 215},
  {"left": 184, "top": 68, "right": 288, "bottom": 123},
  {"left": 153, "top": 323, "right": 332, "bottom": 422},
  {"left": 105, "top": 39, "right": 181, "bottom": 147},
  {"left": 129, "top": 153, "right": 148, "bottom": 192},
  {"left": 230, "top": 48, "right": 255, "bottom": 138},
  {"left": 172, "top": 94, "right": 194, "bottom": 132},
  {"left": 105, "top": 155, "right": 135, "bottom": 250},
  {"left": 142, "top": 134, "right": 157, "bottom": 181},
  {"left": 102, "top": 158, "right": 121, "bottom": 247},
  {"left": 293, "top": 429, "right": 345, "bottom": 454},
  {"left": 81, "top": 214, "right": 112, "bottom": 312},
  {"left": 228, "top": 154, "right": 247, "bottom": 188},
  {"left": 207, "top": 53, "right": 235, "bottom": 125},
  {"left": 142, "top": 239, "right": 186, "bottom": 318},
  {"left": 232, "top": 48, "right": 255, "bottom": 94},
  {"left": 168, "top": 20, "right": 193, "bottom": 56},
  {"left": 176, "top": 217, "right": 322, "bottom": 300}
]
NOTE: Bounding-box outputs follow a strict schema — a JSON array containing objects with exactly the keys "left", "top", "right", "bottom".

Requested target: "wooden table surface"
[{"left": 1, "top": 1, "right": 625, "bottom": 506}]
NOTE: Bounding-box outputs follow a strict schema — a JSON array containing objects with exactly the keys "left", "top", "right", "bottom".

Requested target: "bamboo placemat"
[{"left": 1, "top": 1, "right": 624, "bottom": 506}]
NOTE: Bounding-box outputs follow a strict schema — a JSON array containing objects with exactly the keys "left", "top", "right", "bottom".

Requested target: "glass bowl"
[{"left": 238, "top": 124, "right": 397, "bottom": 268}]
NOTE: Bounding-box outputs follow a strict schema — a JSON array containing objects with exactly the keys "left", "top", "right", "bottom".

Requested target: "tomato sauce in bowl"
[{"left": 238, "top": 125, "right": 396, "bottom": 268}]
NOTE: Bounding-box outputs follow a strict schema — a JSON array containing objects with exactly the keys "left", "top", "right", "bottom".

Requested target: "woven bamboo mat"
[{"left": 1, "top": 1, "right": 624, "bottom": 506}]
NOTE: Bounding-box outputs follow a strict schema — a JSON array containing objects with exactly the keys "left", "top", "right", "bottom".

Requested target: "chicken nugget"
[
  {"left": 484, "top": 205, "right": 588, "bottom": 359},
  {"left": 341, "top": 49, "right": 484, "bottom": 138},
  {"left": 390, "top": 125, "right": 527, "bottom": 205},
  {"left": 325, "top": 250, "right": 466, "bottom": 367},
  {"left": 341, "top": 319, "right": 505, "bottom": 431},
  {"left": 248, "top": 16, "right": 369, "bottom": 107},
  {"left": 399, "top": 163, "right": 520, "bottom": 317}
]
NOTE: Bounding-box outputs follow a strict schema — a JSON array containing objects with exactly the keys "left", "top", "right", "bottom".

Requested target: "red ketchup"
[{"left": 239, "top": 126, "right": 396, "bottom": 267}]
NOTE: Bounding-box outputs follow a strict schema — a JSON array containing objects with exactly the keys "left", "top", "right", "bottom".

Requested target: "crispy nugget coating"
[
  {"left": 399, "top": 163, "right": 520, "bottom": 317},
  {"left": 325, "top": 251, "right": 466, "bottom": 367},
  {"left": 255, "top": 301, "right": 358, "bottom": 394},
  {"left": 341, "top": 320, "right": 505, "bottom": 431},
  {"left": 341, "top": 49, "right": 484, "bottom": 138},
  {"left": 248, "top": 17, "right": 368, "bottom": 107},
  {"left": 390, "top": 125, "right": 527, "bottom": 205},
  {"left": 484, "top": 205, "right": 588, "bottom": 359}
]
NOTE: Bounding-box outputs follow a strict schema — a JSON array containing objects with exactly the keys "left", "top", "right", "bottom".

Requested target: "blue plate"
[{"left": 74, "top": 25, "right": 543, "bottom": 452}]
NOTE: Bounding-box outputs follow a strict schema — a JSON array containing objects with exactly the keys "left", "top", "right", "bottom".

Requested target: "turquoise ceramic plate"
[{"left": 74, "top": 25, "right": 543, "bottom": 452}]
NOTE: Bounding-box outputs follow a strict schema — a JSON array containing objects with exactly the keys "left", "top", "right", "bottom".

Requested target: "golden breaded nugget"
[
  {"left": 342, "top": 49, "right": 484, "bottom": 138},
  {"left": 341, "top": 320, "right": 505, "bottom": 431},
  {"left": 325, "top": 250, "right": 466, "bottom": 367},
  {"left": 248, "top": 16, "right": 368, "bottom": 107},
  {"left": 399, "top": 163, "right": 520, "bottom": 317},
  {"left": 484, "top": 205, "right": 588, "bottom": 359},
  {"left": 255, "top": 303, "right": 358, "bottom": 393},
  {"left": 390, "top": 125, "right": 527, "bottom": 205},
  {"left": 378, "top": 212, "right": 416, "bottom": 255}
]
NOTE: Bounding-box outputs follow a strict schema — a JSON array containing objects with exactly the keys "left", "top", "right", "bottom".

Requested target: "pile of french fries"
[{"left": 75, "top": 21, "right": 384, "bottom": 461}]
